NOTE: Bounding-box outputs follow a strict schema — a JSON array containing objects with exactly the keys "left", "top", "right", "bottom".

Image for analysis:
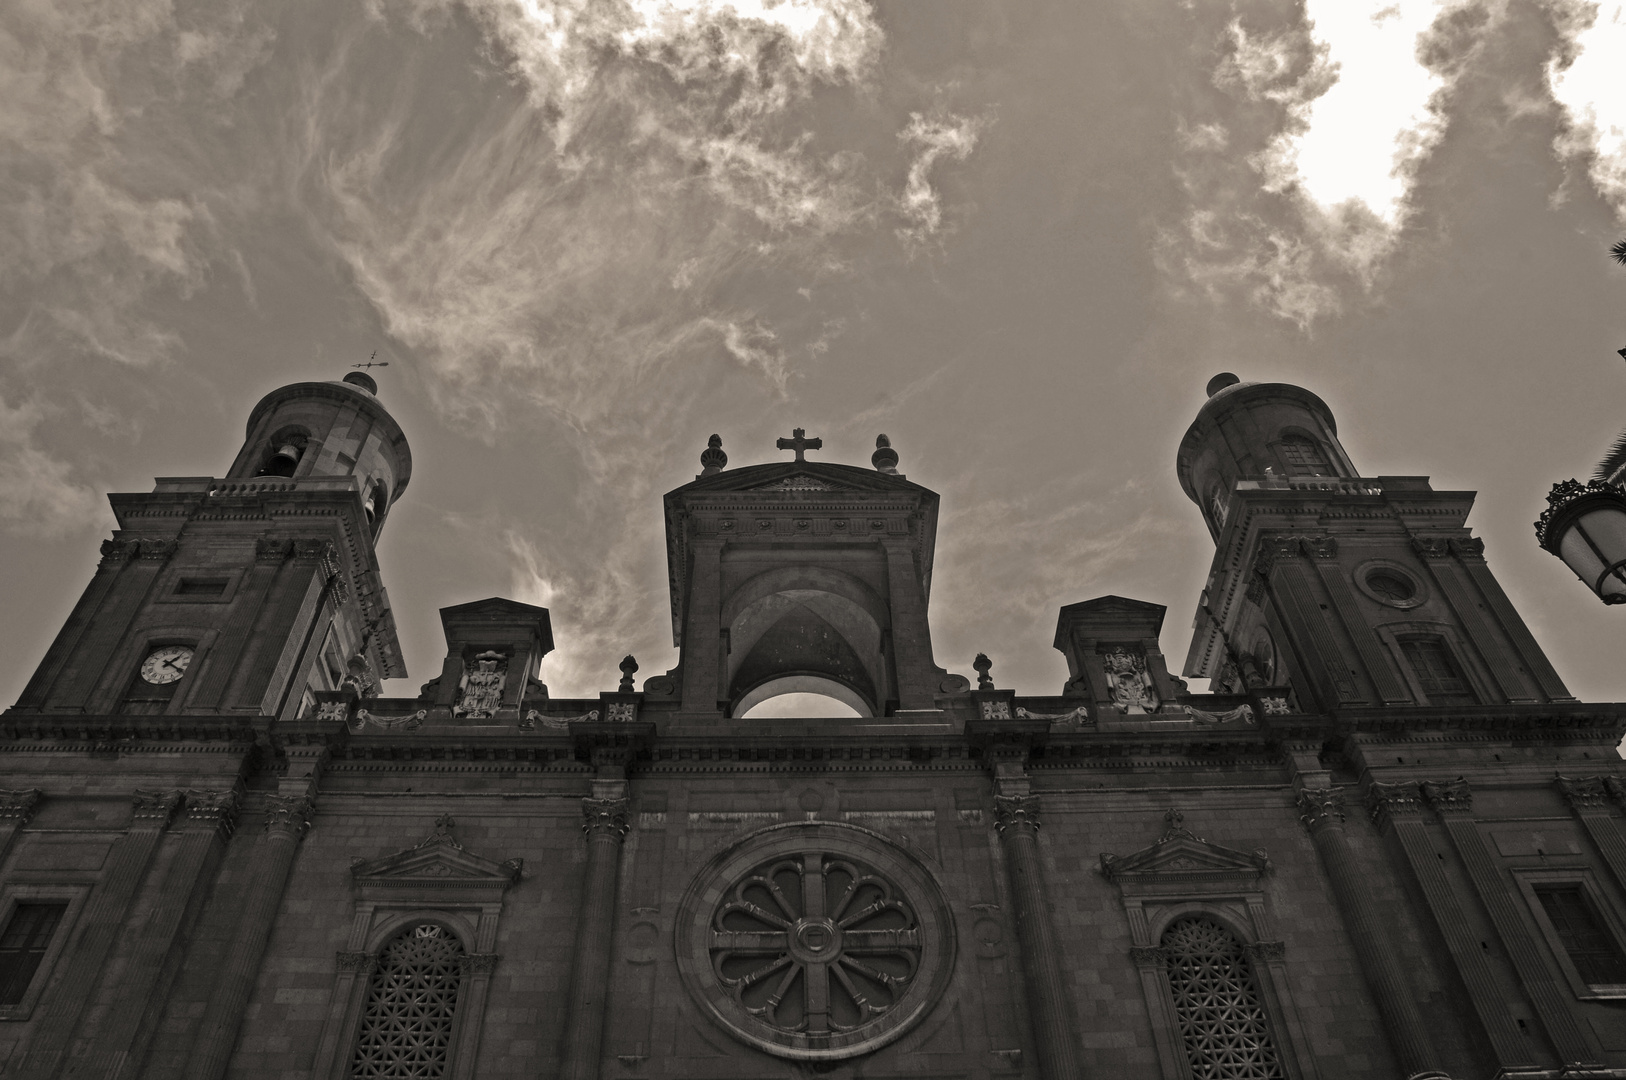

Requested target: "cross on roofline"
[{"left": 776, "top": 427, "right": 822, "bottom": 462}]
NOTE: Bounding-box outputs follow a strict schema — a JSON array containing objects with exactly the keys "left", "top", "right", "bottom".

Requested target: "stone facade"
[{"left": 1, "top": 373, "right": 1625, "bottom": 1080}]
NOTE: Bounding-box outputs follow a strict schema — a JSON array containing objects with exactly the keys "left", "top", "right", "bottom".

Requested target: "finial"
[
  {"left": 973, "top": 652, "right": 993, "bottom": 690},
  {"left": 775, "top": 427, "right": 822, "bottom": 462},
  {"left": 700, "top": 434, "right": 727, "bottom": 476},
  {"left": 618, "top": 655, "right": 638, "bottom": 692},
  {"left": 1205, "top": 372, "right": 1240, "bottom": 397},
  {"left": 353, "top": 351, "right": 389, "bottom": 370},
  {"left": 872, "top": 434, "right": 899, "bottom": 474}
]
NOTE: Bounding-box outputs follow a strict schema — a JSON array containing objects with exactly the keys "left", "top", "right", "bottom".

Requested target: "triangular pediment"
[
  {"left": 351, "top": 816, "right": 521, "bottom": 892},
  {"left": 1099, "top": 815, "right": 1269, "bottom": 888}
]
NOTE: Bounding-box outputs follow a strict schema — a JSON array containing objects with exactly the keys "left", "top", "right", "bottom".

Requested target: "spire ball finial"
[
  {"left": 700, "top": 434, "right": 727, "bottom": 476},
  {"left": 872, "top": 434, "right": 899, "bottom": 474},
  {"left": 618, "top": 655, "right": 638, "bottom": 693},
  {"left": 973, "top": 652, "right": 993, "bottom": 690},
  {"left": 1205, "top": 372, "right": 1241, "bottom": 397}
]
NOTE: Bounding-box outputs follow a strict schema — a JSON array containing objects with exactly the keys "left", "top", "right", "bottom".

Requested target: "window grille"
[
  {"left": 1535, "top": 885, "right": 1626, "bottom": 985},
  {"left": 1398, "top": 637, "right": 1477, "bottom": 705},
  {"left": 1161, "top": 916, "right": 1284, "bottom": 1080},
  {"left": 350, "top": 923, "right": 465, "bottom": 1079},
  {"left": 0, "top": 902, "right": 65, "bottom": 1006},
  {"left": 1278, "top": 435, "right": 1331, "bottom": 476}
]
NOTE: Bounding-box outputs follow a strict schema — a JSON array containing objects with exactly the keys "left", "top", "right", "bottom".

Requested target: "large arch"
[{"left": 723, "top": 566, "right": 890, "bottom": 718}]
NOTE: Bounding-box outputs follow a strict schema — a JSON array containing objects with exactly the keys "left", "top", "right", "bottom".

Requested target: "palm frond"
[
  {"left": 1612, "top": 238, "right": 1626, "bottom": 265},
  {"left": 1595, "top": 428, "right": 1626, "bottom": 483}
]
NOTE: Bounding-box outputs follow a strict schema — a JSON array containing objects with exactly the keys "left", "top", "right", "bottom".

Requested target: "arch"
[
  {"left": 1274, "top": 427, "right": 1333, "bottom": 477},
  {"left": 1144, "top": 901, "right": 1258, "bottom": 947},
  {"left": 723, "top": 566, "right": 890, "bottom": 718},
  {"left": 256, "top": 425, "right": 310, "bottom": 478},
  {"left": 351, "top": 920, "right": 468, "bottom": 1080},
  {"left": 363, "top": 908, "right": 478, "bottom": 955},
  {"left": 736, "top": 677, "right": 871, "bottom": 718},
  {"left": 1158, "top": 914, "right": 1285, "bottom": 1079}
]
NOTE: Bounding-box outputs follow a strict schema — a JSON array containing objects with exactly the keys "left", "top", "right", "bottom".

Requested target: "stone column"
[
  {"left": 1295, "top": 788, "right": 1449, "bottom": 1080},
  {"left": 557, "top": 791, "right": 630, "bottom": 1080},
  {"left": 0, "top": 789, "right": 43, "bottom": 864},
  {"left": 1420, "top": 778, "right": 1601, "bottom": 1068},
  {"left": 992, "top": 793, "right": 1084, "bottom": 1080},
  {"left": 13, "top": 789, "right": 182, "bottom": 1080},
  {"left": 183, "top": 793, "right": 316, "bottom": 1080},
  {"left": 1365, "top": 781, "right": 1534, "bottom": 1071}
]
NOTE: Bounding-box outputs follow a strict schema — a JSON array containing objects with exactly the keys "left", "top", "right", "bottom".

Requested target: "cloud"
[
  {"left": 1547, "top": 0, "right": 1626, "bottom": 223},
  {"left": 1164, "top": 1, "right": 1489, "bottom": 328},
  {"left": 897, "top": 111, "right": 988, "bottom": 251},
  {"left": 0, "top": 394, "right": 107, "bottom": 537}
]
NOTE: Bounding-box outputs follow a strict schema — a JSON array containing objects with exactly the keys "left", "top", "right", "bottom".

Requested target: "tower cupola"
[
  {"left": 227, "top": 372, "right": 412, "bottom": 541},
  {"left": 1176, "top": 374, "right": 1356, "bottom": 540}
]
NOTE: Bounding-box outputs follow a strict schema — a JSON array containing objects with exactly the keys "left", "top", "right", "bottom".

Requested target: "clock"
[{"left": 139, "top": 645, "right": 194, "bottom": 685}]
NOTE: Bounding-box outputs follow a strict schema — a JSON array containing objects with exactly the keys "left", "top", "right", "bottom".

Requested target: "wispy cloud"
[{"left": 0, "top": 394, "right": 108, "bottom": 537}]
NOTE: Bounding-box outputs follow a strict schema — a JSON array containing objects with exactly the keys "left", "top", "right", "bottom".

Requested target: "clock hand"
[{"left": 163, "top": 657, "right": 185, "bottom": 671}]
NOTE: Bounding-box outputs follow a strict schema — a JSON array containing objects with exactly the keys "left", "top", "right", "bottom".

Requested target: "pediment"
[
  {"left": 1099, "top": 813, "right": 1269, "bottom": 890},
  {"left": 351, "top": 816, "right": 521, "bottom": 893}
]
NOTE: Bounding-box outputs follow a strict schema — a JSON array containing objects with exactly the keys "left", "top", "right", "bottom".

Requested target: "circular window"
[
  {"left": 1355, "top": 563, "right": 1425, "bottom": 609},
  {"left": 674, "top": 822, "right": 955, "bottom": 1061}
]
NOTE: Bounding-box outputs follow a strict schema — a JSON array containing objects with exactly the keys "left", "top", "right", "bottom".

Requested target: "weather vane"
[{"left": 353, "top": 351, "right": 389, "bottom": 371}]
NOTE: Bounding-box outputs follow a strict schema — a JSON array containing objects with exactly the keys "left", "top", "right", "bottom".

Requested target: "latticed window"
[
  {"left": 1161, "top": 917, "right": 1284, "bottom": 1080},
  {"left": 1535, "top": 885, "right": 1626, "bottom": 985},
  {"left": 1278, "top": 435, "right": 1331, "bottom": 476},
  {"left": 0, "top": 902, "right": 65, "bottom": 1006},
  {"left": 350, "top": 923, "right": 465, "bottom": 1079},
  {"left": 1399, "top": 637, "right": 1477, "bottom": 705}
]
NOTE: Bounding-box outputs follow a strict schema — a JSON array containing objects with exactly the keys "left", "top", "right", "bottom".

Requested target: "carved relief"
[
  {"left": 0, "top": 788, "right": 42, "bottom": 825},
  {"left": 1102, "top": 646, "right": 1159, "bottom": 713},
  {"left": 454, "top": 651, "right": 507, "bottom": 719},
  {"left": 130, "top": 789, "right": 183, "bottom": 828},
  {"left": 992, "top": 794, "right": 1041, "bottom": 835},
  {"left": 1411, "top": 536, "right": 1452, "bottom": 560},
  {"left": 979, "top": 700, "right": 1011, "bottom": 720},
  {"left": 605, "top": 701, "right": 638, "bottom": 723},
  {"left": 582, "top": 797, "right": 630, "bottom": 839},
  {"left": 181, "top": 788, "right": 242, "bottom": 839},
  {"left": 1556, "top": 774, "right": 1614, "bottom": 811},
  {"left": 265, "top": 794, "right": 316, "bottom": 840},
  {"left": 1420, "top": 777, "right": 1472, "bottom": 815},
  {"left": 1295, "top": 788, "right": 1344, "bottom": 834},
  {"left": 1365, "top": 780, "right": 1425, "bottom": 829}
]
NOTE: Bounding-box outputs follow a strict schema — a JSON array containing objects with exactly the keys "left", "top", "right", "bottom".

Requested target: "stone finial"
[
  {"left": 618, "top": 655, "right": 639, "bottom": 692},
  {"left": 872, "top": 434, "right": 899, "bottom": 474},
  {"left": 700, "top": 434, "right": 727, "bottom": 476},
  {"left": 1206, "top": 372, "right": 1241, "bottom": 396},
  {"left": 973, "top": 653, "right": 994, "bottom": 690}
]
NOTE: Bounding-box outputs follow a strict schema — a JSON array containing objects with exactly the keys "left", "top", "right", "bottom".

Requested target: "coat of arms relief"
[
  {"left": 454, "top": 650, "right": 507, "bottom": 719},
  {"left": 1102, "top": 646, "right": 1159, "bottom": 713}
]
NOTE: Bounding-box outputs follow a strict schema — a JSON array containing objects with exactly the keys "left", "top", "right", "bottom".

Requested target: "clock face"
[{"left": 139, "top": 645, "right": 194, "bottom": 685}]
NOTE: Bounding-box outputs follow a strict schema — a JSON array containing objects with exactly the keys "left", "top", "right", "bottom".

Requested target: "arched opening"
[
  {"left": 1277, "top": 432, "right": 1331, "bottom": 477},
  {"left": 736, "top": 676, "right": 870, "bottom": 718},
  {"left": 723, "top": 570, "right": 889, "bottom": 718},
  {"left": 256, "top": 427, "right": 309, "bottom": 478},
  {"left": 350, "top": 921, "right": 466, "bottom": 1077}
]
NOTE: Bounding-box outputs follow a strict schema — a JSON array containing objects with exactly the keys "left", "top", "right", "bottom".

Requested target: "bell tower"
[
  {"left": 9, "top": 371, "right": 410, "bottom": 719},
  {"left": 1177, "top": 374, "right": 1572, "bottom": 711},
  {"left": 650, "top": 432, "right": 961, "bottom": 721}
]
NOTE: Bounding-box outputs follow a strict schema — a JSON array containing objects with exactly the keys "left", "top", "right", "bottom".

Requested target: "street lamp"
[{"left": 1537, "top": 478, "right": 1626, "bottom": 604}]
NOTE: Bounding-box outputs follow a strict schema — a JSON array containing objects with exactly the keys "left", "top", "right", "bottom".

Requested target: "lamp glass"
[{"left": 1565, "top": 506, "right": 1626, "bottom": 603}]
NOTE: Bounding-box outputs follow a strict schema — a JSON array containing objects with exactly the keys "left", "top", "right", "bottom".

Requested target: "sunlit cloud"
[
  {"left": 1273, "top": 1, "right": 1448, "bottom": 226},
  {"left": 1548, "top": 1, "right": 1626, "bottom": 223}
]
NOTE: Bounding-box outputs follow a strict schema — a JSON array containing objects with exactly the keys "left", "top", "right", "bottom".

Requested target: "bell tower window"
[{"left": 1278, "top": 434, "right": 1331, "bottom": 477}]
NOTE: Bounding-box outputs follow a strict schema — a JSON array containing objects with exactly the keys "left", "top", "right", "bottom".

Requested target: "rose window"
[{"left": 676, "top": 822, "right": 954, "bottom": 1061}]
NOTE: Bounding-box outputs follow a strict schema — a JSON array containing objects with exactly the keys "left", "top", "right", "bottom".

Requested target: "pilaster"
[
  {"left": 1364, "top": 781, "right": 1534, "bottom": 1071},
  {"left": 1411, "top": 540, "right": 1536, "bottom": 703},
  {"left": 1419, "top": 778, "right": 1601, "bottom": 1068},
  {"left": 12, "top": 789, "right": 182, "bottom": 1080},
  {"left": 0, "top": 788, "right": 43, "bottom": 865},
  {"left": 1555, "top": 775, "right": 1626, "bottom": 897}
]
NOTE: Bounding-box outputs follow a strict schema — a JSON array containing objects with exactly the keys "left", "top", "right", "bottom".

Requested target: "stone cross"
[{"left": 776, "top": 428, "right": 822, "bottom": 462}]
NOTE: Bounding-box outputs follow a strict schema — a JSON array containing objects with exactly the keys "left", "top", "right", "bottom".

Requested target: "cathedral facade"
[{"left": 1, "top": 370, "right": 1624, "bottom": 1080}]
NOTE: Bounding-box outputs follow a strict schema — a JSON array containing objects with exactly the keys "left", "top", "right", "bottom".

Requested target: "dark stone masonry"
[{"left": 1, "top": 369, "right": 1624, "bottom": 1079}]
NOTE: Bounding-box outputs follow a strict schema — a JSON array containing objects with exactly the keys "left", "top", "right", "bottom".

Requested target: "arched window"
[
  {"left": 350, "top": 923, "right": 466, "bottom": 1079},
  {"left": 1277, "top": 434, "right": 1331, "bottom": 477},
  {"left": 1160, "top": 916, "right": 1285, "bottom": 1079}
]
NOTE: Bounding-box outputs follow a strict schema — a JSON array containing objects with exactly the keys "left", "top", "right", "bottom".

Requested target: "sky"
[{"left": 3, "top": 0, "right": 1626, "bottom": 715}]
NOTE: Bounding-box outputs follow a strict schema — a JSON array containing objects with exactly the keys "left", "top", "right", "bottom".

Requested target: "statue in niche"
[
  {"left": 1102, "top": 646, "right": 1159, "bottom": 713},
  {"left": 455, "top": 651, "right": 508, "bottom": 719}
]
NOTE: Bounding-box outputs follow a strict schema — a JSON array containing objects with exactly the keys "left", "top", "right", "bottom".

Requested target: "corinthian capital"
[
  {"left": 182, "top": 788, "right": 242, "bottom": 840},
  {"left": 1556, "top": 774, "right": 1610, "bottom": 812},
  {"left": 264, "top": 794, "right": 316, "bottom": 840},
  {"left": 130, "top": 789, "right": 183, "bottom": 828},
  {"left": 992, "top": 794, "right": 1041, "bottom": 835},
  {"left": 1365, "top": 780, "right": 1424, "bottom": 831},
  {"left": 582, "top": 797, "right": 630, "bottom": 839},
  {"left": 1420, "top": 777, "right": 1472, "bottom": 815},
  {"left": 1295, "top": 787, "right": 1344, "bottom": 834},
  {"left": 0, "top": 789, "right": 42, "bottom": 825}
]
